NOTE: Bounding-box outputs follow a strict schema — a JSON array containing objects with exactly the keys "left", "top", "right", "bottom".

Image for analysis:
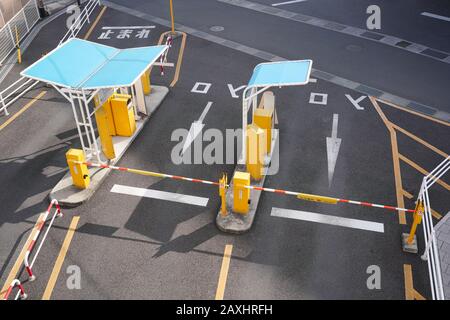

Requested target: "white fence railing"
[
  {"left": 59, "top": 0, "right": 100, "bottom": 46},
  {"left": 0, "top": 76, "right": 39, "bottom": 115},
  {"left": 418, "top": 156, "right": 449, "bottom": 300},
  {"left": 0, "top": 0, "right": 101, "bottom": 116},
  {"left": 0, "top": 0, "right": 40, "bottom": 66}
]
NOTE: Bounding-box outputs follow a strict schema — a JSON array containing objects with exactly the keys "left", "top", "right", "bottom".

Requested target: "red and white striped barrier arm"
[
  {"left": 3, "top": 279, "right": 27, "bottom": 300},
  {"left": 160, "top": 35, "right": 173, "bottom": 75},
  {"left": 24, "top": 199, "right": 63, "bottom": 281},
  {"left": 247, "top": 185, "right": 415, "bottom": 213},
  {"left": 83, "top": 161, "right": 220, "bottom": 187},
  {"left": 80, "top": 161, "right": 415, "bottom": 213}
]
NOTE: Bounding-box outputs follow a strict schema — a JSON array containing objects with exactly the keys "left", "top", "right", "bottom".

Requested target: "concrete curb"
[
  {"left": 216, "top": 130, "right": 279, "bottom": 233},
  {"left": 49, "top": 85, "right": 169, "bottom": 207}
]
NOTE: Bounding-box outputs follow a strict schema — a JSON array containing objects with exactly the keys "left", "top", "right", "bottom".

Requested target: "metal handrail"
[
  {"left": 24, "top": 199, "right": 63, "bottom": 281},
  {"left": 59, "top": 0, "right": 100, "bottom": 46},
  {"left": 419, "top": 156, "right": 449, "bottom": 300},
  {"left": 0, "top": 0, "right": 100, "bottom": 117}
]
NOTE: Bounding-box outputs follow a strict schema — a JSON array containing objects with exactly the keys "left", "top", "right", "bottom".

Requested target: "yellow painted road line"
[
  {"left": 0, "top": 214, "right": 44, "bottom": 299},
  {"left": 414, "top": 289, "right": 426, "bottom": 300},
  {"left": 370, "top": 97, "right": 406, "bottom": 224},
  {"left": 399, "top": 153, "right": 450, "bottom": 191},
  {"left": 403, "top": 264, "right": 415, "bottom": 300},
  {"left": 0, "top": 91, "right": 47, "bottom": 132},
  {"left": 376, "top": 98, "right": 450, "bottom": 127},
  {"left": 402, "top": 189, "right": 414, "bottom": 199},
  {"left": 170, "top": 32, "right": 187, "bottom": 88},
  {"left": 215, "top": 244, "right": 233, "bottom": 300},
  {"left": 42, "top": 216, "right": 80, "bottom": 300},
  {"left": 391, "top": 123, "right": 448, "bottom": 158},
  {"left": 83, "top": 6, "right": 107, "bottom": 40},
  {"left": 431, "top": 208, "right": 442, "bottom": 220}
]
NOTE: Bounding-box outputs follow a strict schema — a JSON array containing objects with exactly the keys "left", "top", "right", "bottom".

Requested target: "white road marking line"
[
  {"left": 182, "top": 102, "right": 213, "bottom": 155},
  {"left": 420, "top": 12, "right": 450, "bottom": 22},
  {"left": 345, "top": 94, "right": 366, "bottom": 110},
  {"left": 110, "top": 184, "right": 209, "bottom": 207},
  {"left": 101, "top": 26, "right": 156, "bottom": 29},
  {"left": 272, "top": 0, "right": 307, "bottom": 7},
  {"left": 326, "top": 113, "right": 342, "bottom": 187},
  {"left": 271, "top": 207, "right": 384, "bottom": 233}
]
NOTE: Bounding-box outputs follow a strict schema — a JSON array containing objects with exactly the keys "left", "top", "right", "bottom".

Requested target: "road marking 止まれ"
[
  {"left": 110, "top": 184, "right": 209, "bottom": 207},
  {"left": 271, "top": 207, "right": 384, "bottom": 233}
]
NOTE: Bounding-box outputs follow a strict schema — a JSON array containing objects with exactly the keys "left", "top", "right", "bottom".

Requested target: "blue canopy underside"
[
  {"left": 247, "top": 60, "right": 312, "bottom": 88},
  {"left": 21, "top": 38, "right": 167, "bottom": 90}
]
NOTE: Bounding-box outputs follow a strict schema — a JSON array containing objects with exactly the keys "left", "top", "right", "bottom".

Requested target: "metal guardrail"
[
  {"left": 59, "top": 0, "right": 100, "bottom": 46},
  {"left": 24, "top": 199, "right": 63, "bottom": 281},
  {"left": 418, "top": 156, "right": 449, "bottom": 300},
  {"left": 2, "top": 279, "right": 27, "bottom": 300},
  {"left": 0, "top": 0, "right": 100, "bottom": 117},
  {"left": 0, "top": 0, "right": 40, "bottom": 66},
  {"left": 0, "top": 77, "right": 39, "bottom": 115}
]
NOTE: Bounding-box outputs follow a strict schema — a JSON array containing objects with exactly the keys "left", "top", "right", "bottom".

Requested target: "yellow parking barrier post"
[
  {"left": 94, "top": 106, "right": 115, "bottom": 160},
  {"left": 402, "top": 200, "right": 424, "bottom": 253},
  {"left": 219, "top": 173, "right": 228, "bottom": 216},
  {"left": 246, "top": 124, "right": 266, "bottom": 181},
  {"left": 15, "top": 26, "right": 21, "bottom": 64},
  {"left": 407, "top": 200, "right": 424, "bottom": 245},
  {"left": 253, "top": 107, "right": 274, "bottom": 154},
  {"left": 111, "top": 94, "right": 136, "bottom": 137},
  {"left": 66, "top": 149, "right": 90, "bottom": 189},
  {"left": 141, "top": 69, "right": 151, "bottom": 95},
  {"left": 233, "top": 171, "right": 250, "bottom": 214}
]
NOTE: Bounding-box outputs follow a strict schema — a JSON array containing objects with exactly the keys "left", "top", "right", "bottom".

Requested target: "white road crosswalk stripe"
[
  {"left": 110, "top": 184, "right": 209, "bottom": 207},
  {"left": 271, "top": 207, "right": 384, "bottom": 233}
]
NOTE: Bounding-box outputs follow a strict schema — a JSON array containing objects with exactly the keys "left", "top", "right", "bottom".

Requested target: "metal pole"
[{"left": 169, "top": 0, "right": 175, "bottom": 34}]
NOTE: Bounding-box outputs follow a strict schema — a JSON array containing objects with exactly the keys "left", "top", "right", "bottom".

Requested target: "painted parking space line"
[
  {"left": 272, "top": 0, "right": 307, "bottom": 6},
  {"left": 421, "top": 12, "right": 450, "bottom": 22},
  {"left": 215, "top": 244, "right": 233, "bottom": 300},
  {"left": 271, "top": 207, "right": 385, "bottom": 233},
  {"left": 42, "top": 216, "right": 80, "bottom": 300},
  {"left": 110, "top": 184, "right": 209, "bottom": 207},
  {"left": 0, "top": 91, "right": 47, "bottom": 132}
]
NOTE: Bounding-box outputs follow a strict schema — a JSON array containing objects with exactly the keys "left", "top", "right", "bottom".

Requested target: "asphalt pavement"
[{"left": 0, "top": 1, "right": 448, "bottom": 300}]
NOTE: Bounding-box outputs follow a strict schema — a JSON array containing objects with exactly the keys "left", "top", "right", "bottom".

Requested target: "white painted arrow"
[
  {"left": 326, "top": 114, "right": 342, "bottom": 188},
  {"left": 181, "top": 102, "right": 213, "bottom": 155}
]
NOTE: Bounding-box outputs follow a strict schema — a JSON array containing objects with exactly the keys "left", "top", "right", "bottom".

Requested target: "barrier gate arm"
[{"left": 76, "top": 161, "right": 416, "bottom": 214}]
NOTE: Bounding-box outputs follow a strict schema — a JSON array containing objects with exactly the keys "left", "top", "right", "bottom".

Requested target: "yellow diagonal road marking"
[
  {"left": 0, "top": 91, "right": 47, "bottom": 132},
  {"left": 42, "top": 216, "right": 80, "bottom": 300},
  {"left": 215, "top": 244, "right": 233, "bottom": 300},
  {"left": 84, "top": 6, "right": 107, "bottom": 40}
]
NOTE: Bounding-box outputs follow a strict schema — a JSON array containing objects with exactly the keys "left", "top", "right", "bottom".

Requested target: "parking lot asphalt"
[{"left": 0, "top": 3, "right": 448, "bottom": 300}]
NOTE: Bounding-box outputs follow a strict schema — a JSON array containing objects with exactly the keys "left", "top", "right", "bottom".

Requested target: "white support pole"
[
  {"left": 82, "top": 89, "right": 102, "bottom": 163},
  {"left": 68, "top": 91, "right": 87, "bottom": 155}
]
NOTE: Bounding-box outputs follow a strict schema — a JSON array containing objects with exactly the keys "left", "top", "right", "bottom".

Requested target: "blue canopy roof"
[
  {"left": 21, "top": 38, "right": 168, "bottom": 90},
  {"left": 247, "top": 60, "right": 312, "bottom": 88}
]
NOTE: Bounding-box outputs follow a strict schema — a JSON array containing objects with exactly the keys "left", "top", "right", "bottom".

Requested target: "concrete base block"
[
  {"left": 49, "top": 86, "right": 169, "bottom": 207},
  {"left": 402, "top": 233, "right": 418, "bottom": 254},
  {"left": 216, "top": 130, "right": 278, "bottom": 233}
]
